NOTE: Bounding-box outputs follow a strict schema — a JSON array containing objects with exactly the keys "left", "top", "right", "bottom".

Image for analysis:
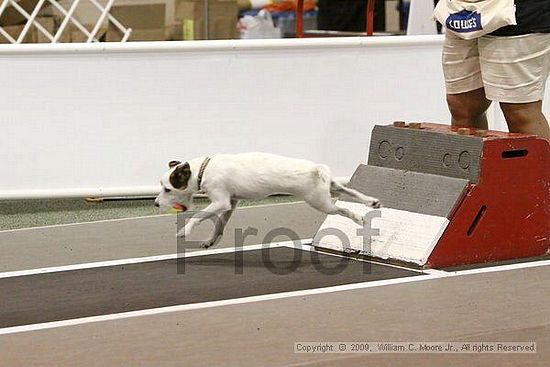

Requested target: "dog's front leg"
[
  {"left": 177, "top": 199, "right": 233, "bottom": 248},
  {"left": 177, "top": 217, "right": 196, "bottom": 238},
  {"left": 204, "top": 199, "right": 239, "bottom": 248}
]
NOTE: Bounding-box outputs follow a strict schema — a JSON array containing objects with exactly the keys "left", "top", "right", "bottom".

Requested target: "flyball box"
[{"left": 314, "top": 123, "right": 550, "bottom": 268}]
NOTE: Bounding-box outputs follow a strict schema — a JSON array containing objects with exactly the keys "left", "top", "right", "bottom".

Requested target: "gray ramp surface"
[
  {"left": 0, "top": 247, "right": 420, "bottom": 328},
  {"left": 342, "top": 164, "right": 469, "bottom": 217}
]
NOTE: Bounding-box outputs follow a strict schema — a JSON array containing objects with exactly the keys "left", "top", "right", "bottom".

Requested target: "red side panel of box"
[{"left": 427, "top": 136, "right": 550, "bottom": 268}]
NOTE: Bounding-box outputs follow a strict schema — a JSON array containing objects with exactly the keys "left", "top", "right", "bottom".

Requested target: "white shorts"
[{"left": 442, "top": 32, "right": 550, "bottom": 103}]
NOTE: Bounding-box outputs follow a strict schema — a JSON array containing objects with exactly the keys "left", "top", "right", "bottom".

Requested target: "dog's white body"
[{"left": 155, "top": 153, "right": 380, "bottom": 248}]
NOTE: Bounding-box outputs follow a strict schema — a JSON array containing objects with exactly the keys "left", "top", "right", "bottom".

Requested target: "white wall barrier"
[{"left": 1, "top": 36, "right": 547, "bottom": 199}]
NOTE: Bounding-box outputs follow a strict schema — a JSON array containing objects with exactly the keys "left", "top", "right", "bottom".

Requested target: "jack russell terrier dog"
[{"left": 155, "top": 153, "right": 380, "bottom": 248}]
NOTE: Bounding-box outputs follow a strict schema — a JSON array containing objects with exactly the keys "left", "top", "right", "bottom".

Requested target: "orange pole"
[
  {"left": 366, "top": 0, "right": 375, "bottom": 36},
  {"left": 296, "top": 0, "right": 304, "bottom": 38}
]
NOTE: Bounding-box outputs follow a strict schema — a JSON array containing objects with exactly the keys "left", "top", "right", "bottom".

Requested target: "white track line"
[
  {"left": 0, "top": 274, "right": 436, "bottom": 336},
  {"left": 422, "top": 268, "right": 450, "bottom": 276},
  {"left": 1, "top": 259, "right": 549, "bottom": 336},
  {"left": 0, "top": 240, "right": 312, "bottom": 279},
  {"left": 444, "top": 259, "right": 550, "bottom": 276},
  {"left": 0, "top": 240, "right": 412, "bottom": 279}
]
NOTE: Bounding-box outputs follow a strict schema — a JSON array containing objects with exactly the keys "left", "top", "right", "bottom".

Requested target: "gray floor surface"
[{"left": 0, "top": 202, "right": 548, "bottom": 367}]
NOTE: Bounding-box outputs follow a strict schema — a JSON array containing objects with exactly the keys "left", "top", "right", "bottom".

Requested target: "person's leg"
[
  {"left": 479, "top": 33, "right": 550, "bottom": 139},
  {"left": 499, "top": 101, "right": 550, "bottom": 139},
  {"left": 442, "top": 32, "right": 490, "bottom": 129},
  {"left": 447, "top": 88, "right": 492, "bottom": 129}
]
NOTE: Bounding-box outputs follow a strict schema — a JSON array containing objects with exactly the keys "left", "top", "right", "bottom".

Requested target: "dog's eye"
[{"left": 164, "top": 188, "right": 171, "bottom": 193}]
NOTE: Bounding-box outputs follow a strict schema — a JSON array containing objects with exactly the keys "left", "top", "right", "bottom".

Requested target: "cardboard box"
[
  {"left": 70, "top": 25, "right": 108, "bottom": 43},
  {"left": 237, "top": 0, "right": 252, "bottom": 11},
  {"left": 52, "top": 16, "right": 109, "bottom": 43},
  {"left": 33, "top": 16, "right": 55, "bottom": 42},
  {"left": 106, "top": 3, "right": 168, "bottom": 41},
  {"left": 174, "top": 0, "right": 238, "bottom": 40},
  {"left": 108, "top": 27, "right": 167, "bottom": 42},
  {"left": 0, "top": 0, "right": 41, "bottom": 26},
  {"left": 0, "top": 24, "right": 27, "bottom": 43},
  {"left": 56, "top": 0, "right": 110, "bottom": 29},
  {"left": 52, "top": 18, "right": 77, "bottom": 43},
  {"left": 0, "top": 16, "right": 55, "bottom": 43},
  {"left": 115, "top": 0, "right": 176, "bottom": 27}
]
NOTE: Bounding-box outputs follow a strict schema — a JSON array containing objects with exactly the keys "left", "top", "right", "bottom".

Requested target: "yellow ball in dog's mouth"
[{"left": 167, "top": 203, "right": 187, "bottom": 214}]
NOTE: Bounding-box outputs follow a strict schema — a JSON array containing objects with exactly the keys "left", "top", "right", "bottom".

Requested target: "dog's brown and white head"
[{"left": 154, "top": 160, "right": 195, "bottom": 212}]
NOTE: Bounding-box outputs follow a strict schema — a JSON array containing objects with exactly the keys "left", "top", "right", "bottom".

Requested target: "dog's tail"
[{"left": 330, "top": 180, "right": 381, "bottom": 208}]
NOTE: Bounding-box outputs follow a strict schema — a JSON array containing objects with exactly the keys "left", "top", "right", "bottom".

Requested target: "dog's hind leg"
[
  {"left": 304, "top": 188, "right": 364, "bottom": 226},
  {"left": 330, "top": 180, "right": 381, "bottom": 208}
]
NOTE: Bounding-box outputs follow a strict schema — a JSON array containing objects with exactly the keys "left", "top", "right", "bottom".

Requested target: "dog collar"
[{"left": 197, "top": 157, "right": 211, "bottom": 191}]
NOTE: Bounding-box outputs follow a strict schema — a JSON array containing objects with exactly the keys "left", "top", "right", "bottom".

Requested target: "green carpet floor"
[{"left": 0, "top": 196, "right": 302, "bottom": 231}]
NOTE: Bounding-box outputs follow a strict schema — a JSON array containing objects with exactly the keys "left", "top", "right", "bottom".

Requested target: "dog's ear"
[
  {"left": 169, "top": 162, "right": 191, "bottom": 189},
  {"left": 169, "top": 160, "right": 182, "bottom": 168}
]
